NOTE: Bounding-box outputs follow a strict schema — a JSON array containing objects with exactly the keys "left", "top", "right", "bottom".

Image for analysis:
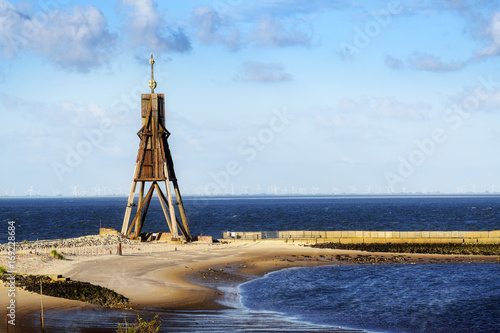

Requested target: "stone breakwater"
[
  {"left": 0, "top": 234, "right": 237, "bottom": 258},
  {"left": 0, "top": 274, "right": 129, "bottom": 307},
  {"left": 0, "top": 234, "right": 135, "bottom": 253},
  {"left": 310, "top": 242, "right": 500, "bottom": 256}
]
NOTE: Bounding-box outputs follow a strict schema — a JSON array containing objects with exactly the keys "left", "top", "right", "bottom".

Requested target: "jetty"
[{"left": 220, "top": 230, "right": 500, "bottom": 244}]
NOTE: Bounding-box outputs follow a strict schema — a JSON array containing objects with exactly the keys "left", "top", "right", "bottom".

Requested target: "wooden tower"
[{"left": 121, "top": 54, "right": 191, "bottom": 241}]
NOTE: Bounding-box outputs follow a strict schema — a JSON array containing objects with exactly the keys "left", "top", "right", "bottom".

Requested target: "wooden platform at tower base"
[{"left": 218, "top": 230, "right": 500, "bottom": 245}]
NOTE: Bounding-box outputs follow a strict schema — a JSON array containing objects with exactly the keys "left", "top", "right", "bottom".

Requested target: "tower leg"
[
  {"left": 134, "top": 181, "right": 145, "bottom": 237},
  {"left": 135, "top": 183, "right": 155, "bottom": 238},
  {"left": 173, "top": 180, "right": 191, "bottom": 240},
  {"left": 163, "top": 163, "right": 178, "bottom": 239},
  {"left": 127, "top": 183, "right": 154, "bottom": 237},
  {"left": 122, "top": 174, "right": 138, "bottom": 234}
]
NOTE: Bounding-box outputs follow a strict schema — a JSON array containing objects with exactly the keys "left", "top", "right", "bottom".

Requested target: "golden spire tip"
[{"left": 148, "top": 53, "right": 157, "bottom": 93}]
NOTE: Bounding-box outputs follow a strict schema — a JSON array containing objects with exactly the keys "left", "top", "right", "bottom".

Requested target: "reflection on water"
[{"left": 33, "top": 307, "right": 364, "bottom": 332}]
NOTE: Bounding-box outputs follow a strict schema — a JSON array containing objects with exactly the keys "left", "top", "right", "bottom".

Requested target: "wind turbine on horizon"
[
  {"left": 117, "top": 186, "right": 124, "bottom": 196},
  {"left": 92, "top": 185, "right": 103, "bottom": 196},
  {"left": 268, "top": 185, "right": 278, "bottom": 195},
  {"left": 350, "top": 185, "right": 357, "bottom": 194},
  {"left": 26, "top": 185, "right": 35, "bottom": 197}
]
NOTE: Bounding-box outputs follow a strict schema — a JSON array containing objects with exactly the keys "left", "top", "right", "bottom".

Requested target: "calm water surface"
[{"left": 1, "top": 195, "right": 499, "bottom": 243}]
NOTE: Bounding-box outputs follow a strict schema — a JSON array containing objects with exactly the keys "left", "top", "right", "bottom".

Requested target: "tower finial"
[{"left": 148, "top": 53, "right": 157, "bottom": 93}]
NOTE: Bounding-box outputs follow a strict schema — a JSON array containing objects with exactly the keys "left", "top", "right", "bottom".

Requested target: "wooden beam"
[
  {"left": 162, "top": 162, "right": 178, "bottom": 239},
  {"left": 127, "top": 183, "right": 154, "bottom": 237},
  {"left": 121, "top": 163, "right": 139, "bottom": 234},
  {"left": 175, "top": 216, "right": 189, "bottom": 239},
  {"left": 135, "top": 182, "right": 155, "bottom": 237},
  {"left": 154, "top": 183, "right": 173, "bottom": 233},
  {"left": 173, "top": 180, "right": 191, "bottom": 240},
  {"left": 134, "top": 181, "right": 145, "bottom": 237}
]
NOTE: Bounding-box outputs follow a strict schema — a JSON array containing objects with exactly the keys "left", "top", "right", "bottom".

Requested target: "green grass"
[
  {"left": 117, "top": 315, "right": 162, "bottom": 333},
  {"left": 50, "top": 249, "right": 65, "bottom": 260},
  {"left": 0, "top": 266, "right": 7, "bottom": 275}
]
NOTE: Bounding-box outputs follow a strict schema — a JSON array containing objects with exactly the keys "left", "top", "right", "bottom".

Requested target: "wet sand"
[{"left": 1, "top": 241, "right": 499, "bottom": 332}]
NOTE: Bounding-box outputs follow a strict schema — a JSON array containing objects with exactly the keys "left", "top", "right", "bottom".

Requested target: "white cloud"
[
  {"left": 480, "top": 90, "right": 500, "bottom": 111},
  {"left": 385, "top": 6, "right": 500, "bottom": 72},
  {"left": 191, "top": 6, "right": 313, "bottom": 50},
  {"left": 373, "top": 97, "right": 431, "bottom": 120},
  {"left": 236, "top": 0, "right": 353, "bottom": 19},
  {"left": 384, "top": 55, "right": 405, "bottom": 70},
  {"left": 250, "top": 16, "right": 313, "bottom": 47},
  {"left": 120, "top": 0, "right": 191, "bottom": 53},
  {"left": 336, "top": 97, "right": 367, "bottom": 112},
  {"left": 451, "top": 85, "right": 500, "bottom": 112},
  {"left": 476, "top": 12, "right": 500, "bottom": 57},
  {"left": 192, "top": 6, "right": 241, "bottom": 51},
  {"left": 32, "top": 6, "right": 117, "bottom": 72},
  {"left": 313, "top": 96, "right": 431, "bottom": 131},
  {"left": 315, "top": 113, "right": 355, "bottom": 129},
  {"left": 0, "top": 1, "right": 116, "bottom": 72},
  {"left": 385, "top": 53, "right": 468, "bottom": 72},
  {"left": 233, "top": 61, "right": 292, "bottom": 83},
  {"left": 0, "top": 0, "right": 32, "bottom": 56},
  {"left": 54, "top": 102, "right": 110, "bottom": 127},
  {"left": 408, "top": 53, "right": 467, "bottom": 72}
]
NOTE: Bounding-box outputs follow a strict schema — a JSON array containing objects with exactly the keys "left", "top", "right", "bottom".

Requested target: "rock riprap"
[{"left": 0, "top": 234, "right": 135, "bottom": 253}]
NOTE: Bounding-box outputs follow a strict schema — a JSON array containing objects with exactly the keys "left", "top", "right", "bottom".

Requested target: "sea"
[{"left": 1, "top": 195, "right": 499, "bottom": 332}]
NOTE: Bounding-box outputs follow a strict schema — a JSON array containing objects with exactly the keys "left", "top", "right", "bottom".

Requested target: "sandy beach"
[{"left": 1, "top": 240, "right": 499, "bottom": 332}]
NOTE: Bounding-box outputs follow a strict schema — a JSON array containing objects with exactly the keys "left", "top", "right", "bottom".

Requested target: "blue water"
[
  {"left": 1, "top": 195, "right": 499, "bottom": 332},
  {"left": 240, "top": 264, "right": 500, "bottom": 333},
  {"left": 1, "top": 195, "right": 499, "bottom": 243}
]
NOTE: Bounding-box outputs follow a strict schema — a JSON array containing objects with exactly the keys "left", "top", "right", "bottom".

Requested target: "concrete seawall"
[{"left": 221, "top": 230, "right": 500, "bottom": 244}]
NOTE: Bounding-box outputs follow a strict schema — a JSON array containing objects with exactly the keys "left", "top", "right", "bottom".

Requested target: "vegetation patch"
[
  {"left": 117, "top": 315, "right": 162, "bottom": 333},
  {"left": 0, "top": 274, "right": 128, "bottom": 307},
  {"left": 50, "top": 249, "right": 65, "bottom": 260},
  {"left": 310, "top": 242, "right": 500, "bottom": 255}
]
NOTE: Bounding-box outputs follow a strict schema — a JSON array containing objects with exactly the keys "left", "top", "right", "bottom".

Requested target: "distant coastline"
[{"left": 4, "top": 192, "right": 500, "bottom": 199}]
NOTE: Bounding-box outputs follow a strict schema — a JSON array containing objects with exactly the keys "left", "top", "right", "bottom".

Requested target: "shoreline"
[{"left": 1, "top": 241, "right": 499, "bottom": 332}]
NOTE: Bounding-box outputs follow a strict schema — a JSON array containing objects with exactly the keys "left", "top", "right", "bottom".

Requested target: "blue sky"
[{"left": 1, "top": 0, "right": 500, "bottom": 196}]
